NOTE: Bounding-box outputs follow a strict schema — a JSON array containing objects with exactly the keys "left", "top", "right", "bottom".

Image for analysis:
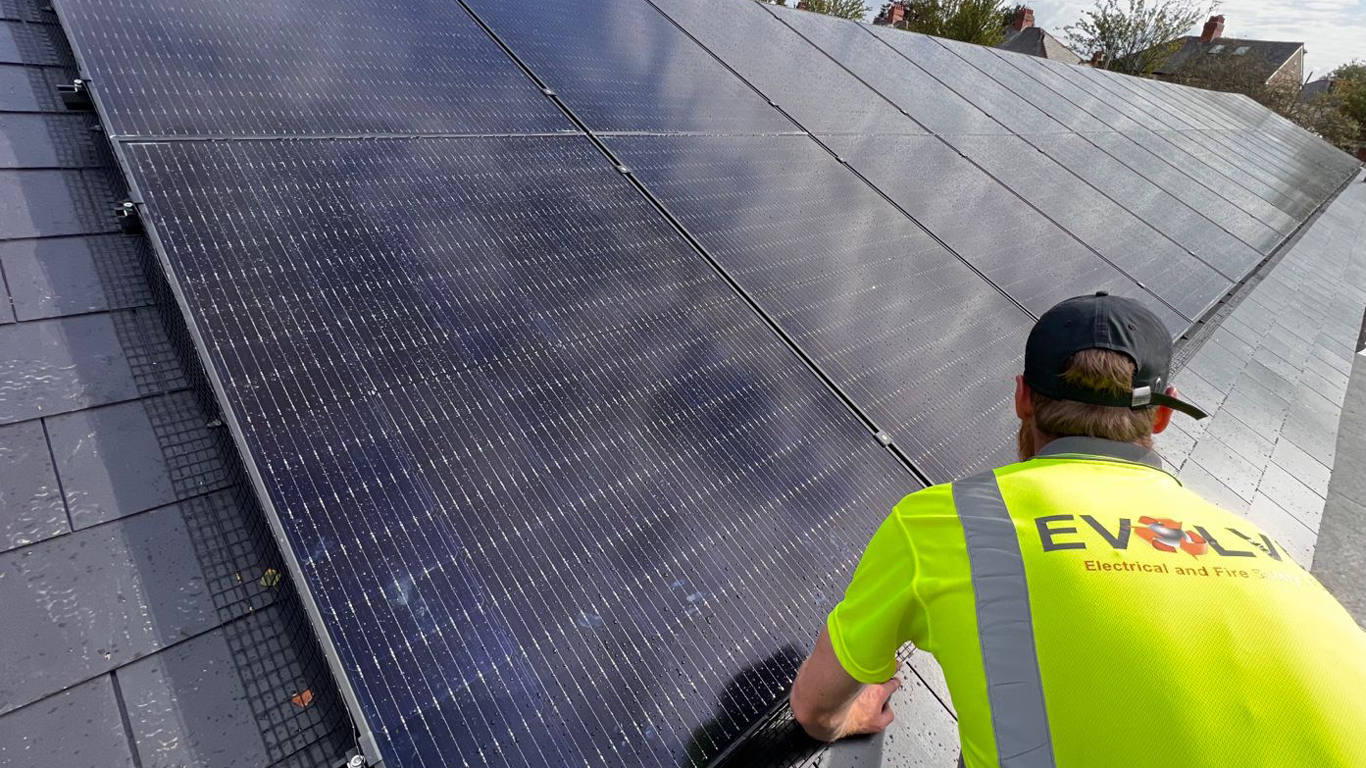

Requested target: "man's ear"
[
  {"left": 1015, "top": 375, "right": 1033, "bottom": 420},
  {"left": 1152, "top": 386, "right": 1178, "bottom": 434}
]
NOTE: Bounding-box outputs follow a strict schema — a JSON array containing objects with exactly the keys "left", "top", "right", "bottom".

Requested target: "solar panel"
[
  {"left": 823, "top": 134, "right": 1190, "bottom": 334},
  {"left": 1082, "top": 131, "right": 1285, "bottom": 255},
  {"left": 120, "top": 133, "right": 917, "bottom": 767},
  {"left": 768, "top": 5, "right": 1005, "bottom": 136},
  {"left": 945, "top": 134, "right": 1232, "bottom": 321},
  {"left": 648, "top": 0, "right": 920, "bottom": 135},
  {"left": 1060, "top": 68, "right": 1316, "bottom": 216},
  {"left": 462, "top": 0, "right": 794, "bottom": 133},
  {"left": 929, "top": 38, "right": 1109, "bottom": 133},
  {"left": 605, "top": 133, "right": 1029, "bottom": 480},
  {"left": 52, "top": 0, "right": 572, "bottom": 137},
  {"left": 1025, "top": 132, "right": 1263, "bottom": 279},
  {"left": 1032, "top": 62, "right": 1305, "bottom": 226},
  {"left": 866, "top": 24, "right": 1063, "bottom": 135}
]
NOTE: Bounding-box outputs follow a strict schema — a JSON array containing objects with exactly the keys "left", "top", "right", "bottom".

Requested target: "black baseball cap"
[{"left": 1024, "top": 292, "right": 1208, "bottom": 420}]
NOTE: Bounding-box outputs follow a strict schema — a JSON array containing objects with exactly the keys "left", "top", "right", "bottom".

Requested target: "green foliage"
[
  {"left": 1064, "top": 0, "right": 1215, "bottom": 74},
  {"left": 1300, "top": 92, "right": 1362, "bottom": 150},
  {"left": 881, "top": 0, "right": 1010, "bottom": 46},
  {"left": 800, "top": 0, "right": 869, "bottom": 19},
  {"left": 1330, "top": 60, "right": 1366, "bottom": 127}
]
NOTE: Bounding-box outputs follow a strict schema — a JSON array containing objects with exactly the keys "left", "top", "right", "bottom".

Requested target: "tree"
[
  {"left": 799, "top": 0, "right": 869, "bottom": 19},
  {"left": 1064, "top": 0, "right": 1216, "bottom": 75},
  {"left": 878, "top": 0, "right": 1011, "bottom": 46},
  {"left": 1330, "top": 60, "right": 1366, "bottom": 127}
]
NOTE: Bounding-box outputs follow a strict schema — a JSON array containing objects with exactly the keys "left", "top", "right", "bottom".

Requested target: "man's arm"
[{"left": 790, "top": 626, "right": 901, "bottom": 741}]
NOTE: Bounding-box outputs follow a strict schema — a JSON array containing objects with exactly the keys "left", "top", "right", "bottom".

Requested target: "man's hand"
[
  {"left": 790, "top": 627, "right": 901, "bottom": 741},
  {"left": 838, "top": 677, "right": 901, "bottom": 737}
]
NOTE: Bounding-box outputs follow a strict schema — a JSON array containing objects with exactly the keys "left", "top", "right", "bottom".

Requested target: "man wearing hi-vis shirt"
[{"left": 790, "top": 292, "right": 1366, "bottom": 767}]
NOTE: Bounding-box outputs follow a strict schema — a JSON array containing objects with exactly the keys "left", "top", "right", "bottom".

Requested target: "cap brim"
[{"left": 1150, "top": 392, "right": 1209, "bottom": 420}]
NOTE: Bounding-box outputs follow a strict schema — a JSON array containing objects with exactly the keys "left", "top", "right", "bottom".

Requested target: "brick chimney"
[
  {"left": 874, "top": 2, "right": 908, "bottom": 27},
  {"left": 1200, "top": 15, "right": 1225, "bottom": 43},
  {"left": 1011, "top": 6, "right": 1035, "bottom": 31}
]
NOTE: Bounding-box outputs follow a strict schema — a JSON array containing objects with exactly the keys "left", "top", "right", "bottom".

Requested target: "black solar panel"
[
  {"left": 1082, "top": 131, "right": 1286, "bottom": 255},
  {"left": 768, "top": 5, "right": 1004, "bottom": 136},
  {"left": 121, "top": 134, "right": 916, "bottom": 767},
  {"left": 931, "top": 39, "right": 1109, "bottom": 133},
  {"left": 48, "top": 0, "right": 1362, "bottom": 764},
  {"left": 1025, "top": 132, "right": 1263, "bottom": 279},
  {"left": 866, "top": 24, "right": 1063, "bottom": 136},
  {"left": 605, "top": 133, "right": 1029, "bottom": 480},
  {"left": 823, "top": 134, "right": 1190, "bottom": 334},
  {"left": 462, "top": 0, "right": 794, "bottom": 134},
  {"left": 943, "top": 134, "right": 1231, "bottom": 322},
  {"left": 648, "top": 0, "right": 919, "bottom": 136},
  {"left": 53, "top": 0, "right": 572, "bottom": 137}
]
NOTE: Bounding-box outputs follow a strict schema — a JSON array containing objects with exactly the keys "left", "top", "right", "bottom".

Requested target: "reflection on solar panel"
[
  {"left": 49, "top": 0, "right": 1361, "bottom": 764},
  {"left": 604, "top": 133, "right": 1029, "bottom": 480},
  {"left": 123, "top": 134, "right": 917, "bottom": 766}
]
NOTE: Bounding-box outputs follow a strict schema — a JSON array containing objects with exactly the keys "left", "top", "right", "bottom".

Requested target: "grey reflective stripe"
[{"left": 953, "top": 471, "right": 1056, "bottom": 768}]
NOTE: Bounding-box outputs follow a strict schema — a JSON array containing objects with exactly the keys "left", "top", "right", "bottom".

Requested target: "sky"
[{"left": 1027, "top": 1, "right": 1366, "bottom": 79}]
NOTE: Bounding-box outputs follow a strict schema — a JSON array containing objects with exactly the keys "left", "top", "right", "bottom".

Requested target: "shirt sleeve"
[{"left": 826, "top": 502, "right": 921, "bottom": 684}]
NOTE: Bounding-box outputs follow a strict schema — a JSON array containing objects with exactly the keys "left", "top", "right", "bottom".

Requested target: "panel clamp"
[
  {"left": 58, "top": 78, "right": 93, "bottom": 111},
  {"left": 875, "top": 431, "right": 893, "bottom": 446},
  {"left": 114, "top": 200, "right": 143, "bottom": 234},
  {"left": 615, "top": 164, "right": 631, "bottom": 175}
]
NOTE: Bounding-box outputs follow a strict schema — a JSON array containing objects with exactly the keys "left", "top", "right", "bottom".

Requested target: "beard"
[{"left": 1017, "top": 418, "right": 1036, "bottom": 462}]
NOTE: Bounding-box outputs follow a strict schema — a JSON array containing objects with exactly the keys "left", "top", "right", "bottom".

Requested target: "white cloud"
[{"left": 1031, "top": 0, "right": 1366, "bottom": 77}]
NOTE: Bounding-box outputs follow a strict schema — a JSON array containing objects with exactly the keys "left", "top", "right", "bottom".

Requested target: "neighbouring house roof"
[
  {"left": 1301, "top": 77, "right": 1335, "bottom": 103},
  {"left": 998, "top": 26, "right": 1083, "bottom": 65},
  {"left": 1153, "top": 36, "right": 1304, "bottom": 83}
]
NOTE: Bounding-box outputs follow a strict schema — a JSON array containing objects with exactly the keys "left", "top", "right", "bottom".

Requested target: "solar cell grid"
[
  {"left": 123, "top": 134, "right": 918, "bottom": 768},
  {"left": 461, "top": 0, "right": 794, "bottom": 134},
  {"left": 52, "top": 0, "right": 572, "bottom": 137},
  {"left": 605, "top": 133, "right": 1031, "bottom": 480}
]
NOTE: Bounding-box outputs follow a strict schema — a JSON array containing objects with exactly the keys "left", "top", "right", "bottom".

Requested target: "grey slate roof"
[
  {"left": 1153, "top": 36, "right": 1304, "bottom": 83},
  {"left": 0, "top": 5, "right": 353, "bottom": 767},
  {"left": 997, "top": 27, "right": 1083, "bottom": 66}
]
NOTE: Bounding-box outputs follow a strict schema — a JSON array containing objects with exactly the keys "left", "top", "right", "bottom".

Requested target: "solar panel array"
[{"left": 50, "top": 0, "right": 1361, "bottom": 765}]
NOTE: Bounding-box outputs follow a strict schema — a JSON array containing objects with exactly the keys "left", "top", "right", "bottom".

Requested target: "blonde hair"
[{"left": 1031, "top": 349, "right": 1159, "bottom": 445}]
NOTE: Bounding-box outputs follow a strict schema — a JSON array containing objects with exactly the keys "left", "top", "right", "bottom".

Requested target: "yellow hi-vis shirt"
[{"left": 828, "top": 436, "right": 1366, "bottom": 768}]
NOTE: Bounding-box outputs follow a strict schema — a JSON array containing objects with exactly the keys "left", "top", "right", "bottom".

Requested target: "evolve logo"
[
  {"left": 1036, "top": 514, "right": 1281, "bottom": 560},
  {"left": 1134, "top": 517, "right": 1208, "bottom": 556}
]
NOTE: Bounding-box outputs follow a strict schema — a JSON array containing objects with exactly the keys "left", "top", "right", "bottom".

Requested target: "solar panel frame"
[{"left": 118, "top": 133, "right": 922, "bottom": 768}]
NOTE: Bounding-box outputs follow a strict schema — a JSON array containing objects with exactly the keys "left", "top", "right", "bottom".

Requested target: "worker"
[{"left": 790, "top": 292, "right": 1366, "bottom": 767}]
